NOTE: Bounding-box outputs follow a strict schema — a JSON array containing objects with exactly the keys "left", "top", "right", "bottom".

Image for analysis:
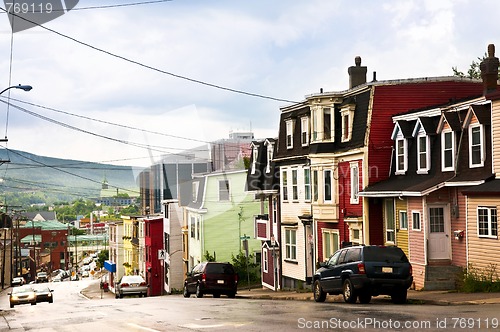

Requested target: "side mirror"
[
  {"left": 186, "top": 272, "right": 192, "bottom": 277},
  {"left": 318, "top": 262, "right": 327, "bottom": 268}
]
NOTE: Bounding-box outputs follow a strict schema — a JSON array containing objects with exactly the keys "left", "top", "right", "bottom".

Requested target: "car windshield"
[
  {"left": 205, "top": 264, "right": 234, "bottom": 274},
  {"left": 363, "top": 246, "right": 409, "bottom": 263},
  {"left": 12, "top": 286, "right": 33, "bottom": 294},
  {"left": 121, "top": 276, "right": 144, "bottom": 283}
]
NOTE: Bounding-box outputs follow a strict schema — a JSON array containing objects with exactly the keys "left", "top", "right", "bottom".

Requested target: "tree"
[{"left": 452, "top": 53, "right": 500, "bottom": 80}]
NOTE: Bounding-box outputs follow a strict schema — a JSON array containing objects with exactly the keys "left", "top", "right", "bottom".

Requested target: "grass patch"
[{"left": 458, "top": 263, "right": 500, "bottom": 293}]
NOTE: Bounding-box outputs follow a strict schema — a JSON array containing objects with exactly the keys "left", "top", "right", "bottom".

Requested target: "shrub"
[{"left": 459, "top": 263, "right": 500, "bottom": 293}]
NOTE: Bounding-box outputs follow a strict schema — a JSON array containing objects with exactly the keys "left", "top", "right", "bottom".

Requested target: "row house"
[
  {"left": 182, "top": 169, "right": 262, "bottom": 268},
  {"left": 246, "top": 138, "right": 280, "bottom": 290},
  {"left": 272, "top": 56, "right": 485, "bottom": 289},
  {"left": 360, "top": 44, "right": 500, "bottom": 290}
]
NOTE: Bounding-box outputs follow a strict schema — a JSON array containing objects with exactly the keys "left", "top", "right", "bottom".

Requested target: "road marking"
[{"left": 127, "top": 323, "right": 161, "bottom": 332}]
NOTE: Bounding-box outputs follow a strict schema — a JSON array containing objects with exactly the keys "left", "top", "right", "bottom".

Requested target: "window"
[
  {"left": 323, "top": 108, "right": 332, "bottom": 140},
  {"left": 301, "top": 117, "right": 309, "bottom": 146},
  {"left": 396, "top": 138, "right": 407, "bottom": 174},
  {"left": 292, "top": 169, "right": 298, "bottom": 200},
  {"left": 196, "top": 217, "right": 200, "bottom": 240},
  {"left": 218, "top": 180, "right": 230, "bottom": 201},
  {"left": 429, "top": 207, "right": 445, "bottom": 233},
  {"left": 304, "top": 168, "right": 311, "bottom": 201},
  {"left": 286, "top": 120, "right": 294, "bottom": 149},
  {"left": 341, "top": 105, "right": 354, "bottom": 142},
  {"left": 312, "top": 170, "right": 318, "bottom": 202},
  {"left": 417, "top": 134, "right": 430, "bottom": 173},
  {"left": 324, "top": 169, "right": 332, "bottom": 202},
  {"left": 192, "top": 181, "right": 199, "bottom": 202},
  {"left": 399, "top": 211, "right": 408, "bottom": 230},
  {"left": 351, "top": 229, "right": 361, "bottom": 245},
  {"left": 442, "top": 131, "right": 455, "bottom": 171},
  {"left": 385, "top": 199, "right": 395, "bottom": 243},
  {"left": 477, "top": 207, "right": 497, "bottom": 238},
  {"left": 350, "top": 162, "right": 359, "bottom": 204},
  {"left": 266, "top": 143, "right": 273, "bottom": 173},
  {"left": 322, "top": 229, "right": 339, "bottom": 260},
  {"left": 282, "top": 170, "right": 288, "bottom": 201},
  {"left": 311, "top": 108, "right": 319, "bottom": 142},
  {"left": 412, "top": 211, "right": 421, "bottom": 231},
  {"left": 285, "top": 228, "right": 297, "bottom": 260},
  {"left": 262, "top": 248, "right": 268, "bottom": 273},
  {"left": 342, "top": 112, "right": 349, "bottom": 141},
  {"left": 251, "top": 146, "right": 258, "bottom": 174},
  {"left": 469, "top": 125, "right": 484, "bottom": 167},
  {"left": 190, "top": 216, "right": 196, "bottom": 238}
]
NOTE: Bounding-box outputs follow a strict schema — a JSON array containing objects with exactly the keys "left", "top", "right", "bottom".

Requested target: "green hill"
[{"left": 0, "top": 149, "right": 141, "bottom": 206}]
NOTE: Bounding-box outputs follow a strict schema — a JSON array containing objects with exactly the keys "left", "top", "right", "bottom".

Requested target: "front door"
[{"left": 428, "top": 206, "right": 451, "bottom": 260}]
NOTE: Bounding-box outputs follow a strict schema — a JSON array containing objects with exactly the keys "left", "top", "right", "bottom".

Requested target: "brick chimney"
[
  {"left": 348, "top": 56, "right": 367, "bottom": 89},
  {"left": 480, "top": 44, "right": 499, "bottom": 95}
]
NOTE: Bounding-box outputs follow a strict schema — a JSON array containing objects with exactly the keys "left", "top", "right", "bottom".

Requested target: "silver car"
[{"left": 115, "top": 275, "right": 148, "bottom": 298}]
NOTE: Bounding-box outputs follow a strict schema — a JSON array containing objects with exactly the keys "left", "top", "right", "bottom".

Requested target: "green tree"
[
  {"left": 452, "top": 53, "right": 500, "bottom": 80},
  {"left": 97, "top": 250, "right": 109, "bottom": 268},
  {"left": 230, "top": 252, "right": 260, "bottom": 286}
]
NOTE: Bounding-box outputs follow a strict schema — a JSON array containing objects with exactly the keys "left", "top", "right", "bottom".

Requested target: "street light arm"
[{"left": 0, "top": 84, "right": 33, "bottom": 95}]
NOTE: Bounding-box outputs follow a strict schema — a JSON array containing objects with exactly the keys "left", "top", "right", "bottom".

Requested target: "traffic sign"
[{"left": 158, "top": 249, "right": 167, "bottom": 260}]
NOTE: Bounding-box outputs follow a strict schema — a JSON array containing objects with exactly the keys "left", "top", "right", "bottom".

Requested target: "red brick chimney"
[
  {"left": 480, "top": 44, "right": 499, "bottom": 95},
  {"left": 348, "top": 56, "right": 367, "bottom": 89}
]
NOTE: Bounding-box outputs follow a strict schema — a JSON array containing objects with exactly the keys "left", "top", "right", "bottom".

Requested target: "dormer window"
[
  {"left": 192, "top": 181, "right": 199, "bottom": 202},
  {"left": 266, "top": 143, "right": 273, "bottom": 173},
  {"left": 286, "top": 120, "right": 294, "bottom": 149},
  {"left": 395, "top": 137, "right": 407, "bottom": 175},
  {"left": 301, "top": 117, "right": 309, "bottom": 146},
  {"left": 341, "top": 105, "right": 355, "bottom": 142},
  {"left": 469, "top": 124, "right": 484, "bottom": 168},
  {"left": 311, "top": 107, "right": 334, "bottom": 143},
  {"left": 417, "top": 134, "right": 430, "bottom": 174},
  {"left": 251, "top": 145, "right": 258, "bottom": 174},
  {"left": 442, "top": 130, "right": 455, "bottom": 172}
]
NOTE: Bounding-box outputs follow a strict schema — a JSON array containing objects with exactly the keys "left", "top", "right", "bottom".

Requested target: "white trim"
[
  {"left": 350, "top": 162, "right": 359, "bottom": 204},
  {"left": 395, "top": 137, "right": 407, "bottom": 174},
  {"left": 476, "top": 206, "right": 498, "bottom": 238},
  {"left": 441, "top": 130, "right": 455, "bottom": 172},
  {"left": 417, "top": 133, "right": 430, "bottom": 174},
  {"left": 286, "top": 119, "right": 294, "bottom": 149},
  {"left": 412, "top": 211, "right": 422, "bottom": 231},
  {"left": 301, "top": 116, "right": 309, "bottom": 146},
  {"left": 468, "top": 124, "right": 485, "bottom": 168}
]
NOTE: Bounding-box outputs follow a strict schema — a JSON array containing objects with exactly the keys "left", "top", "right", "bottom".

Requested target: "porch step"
[{"left": 424, "top": 265, "right": 462, "bottom": 291}]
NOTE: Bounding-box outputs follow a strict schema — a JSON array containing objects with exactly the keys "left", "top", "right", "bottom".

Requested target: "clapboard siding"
[
  {"left": 467, "top": 196, "right": 500, "bottom": 272},
  {"left": 408, "top": 197, "right": 426, "bottom": 289},
  {"left": 493, "top": 99, "right": 500, "bottom": 175},
  {"left": 396, "top": 198, "right": 409, "bottom": 255}
]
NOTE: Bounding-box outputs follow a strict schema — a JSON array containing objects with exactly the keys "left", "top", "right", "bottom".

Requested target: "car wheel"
[
  {"left": 227, "top": 291, "right": 236, "bottom": 298},
  {"left": 183, "top": 285, "right": 190, "bottom": 298},
  {"left": 31, "top": 302, "right": 36, "bottom": 306},
  {"left": 143, "top": 293, "right": 147, "bottom": 298},
  {"left": 10, "top": 303, "right": 14, "bottom": 308},
  {"left": 119, "top": 293, "right": 123, "bottom": 299},
  {"left": 213, "top": 293, "right": 220, "bottom": 298},
  {"left": 342, "top": 279, "right": 357, "bottom": 303},
  {"left": 195, "top": 284, "right": 203, "bottom": 298},
  {"left": 391, "top": 289, "right": 407, "bottom": 304},
  {"left": 313, "top": 280, "right": 326, "bottom": 302},
  {"left": 115, "top": 293, "right": 119, "bottom": 299},
  {"left": 358, "top": 291, "right": 371, "bottom": 304},
  {"left": 49, "top": 299, "right": 53, "bottom": 304}
]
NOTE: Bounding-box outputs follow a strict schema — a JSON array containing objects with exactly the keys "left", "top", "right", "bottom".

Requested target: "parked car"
[
  {"left": 36, "top": 272, "right": 49, "bottom": 283},
  {"left": 115, "top": 275, "right": 148, "bottom": 299},
  {"left": 11, "top": 276, "right": 26, "bottom": 287},
  {"left": 183, "top": 262, "right": 238, "bottom": 298},
  {"left": 34, "top": 286, "right": 54, "bottom": 303},
  {"left": 8, "top": 285, "right": 37, "bottom": 308},
  {"left": 313, "top": 245, "right": 413, "bottom": 304}
]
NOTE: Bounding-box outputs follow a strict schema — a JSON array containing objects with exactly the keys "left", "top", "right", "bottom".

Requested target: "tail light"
[
  {"left": 409, "top": 264, "right": 413, "bottom": 276},
  {"left": 235, "top": 274, "right": 238, "bottom": 283},
  {"left": 140, "top": 282, "right": 147, "bottom": 286},
  {"left": 201, "top": 273, "right": 206, "bottom": 282},
  {"left": 121, "top": 283, "right": 129, "bottom": 287},
  {"left": 357, "top": 263, "right": 366, "bottom": 274}
]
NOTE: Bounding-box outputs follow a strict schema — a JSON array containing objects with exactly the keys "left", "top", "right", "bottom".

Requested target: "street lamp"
[{"left": 0, "top": 84, "right": 32, "bottom": 95}]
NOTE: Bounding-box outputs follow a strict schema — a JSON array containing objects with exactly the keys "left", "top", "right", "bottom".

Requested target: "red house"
[{"left": 144, "top": 216, "right": 164, "bottom": 296}]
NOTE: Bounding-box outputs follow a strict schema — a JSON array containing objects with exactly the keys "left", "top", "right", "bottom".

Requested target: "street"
[{"left": 1, "top": 279, "right": 500, "bottom": 331}]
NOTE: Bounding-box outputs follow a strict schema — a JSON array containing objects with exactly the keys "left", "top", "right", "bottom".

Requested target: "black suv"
[
  {"left": 313, "top": 245, "right": 413, "bottom": 304},
  {"left": 183, "top": 262, "right": 238, "bottom": 298}
]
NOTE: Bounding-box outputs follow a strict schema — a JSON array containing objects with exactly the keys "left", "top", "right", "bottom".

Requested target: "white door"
[{"left": 428, "top": 206, "right": 451, "bottom": 260}]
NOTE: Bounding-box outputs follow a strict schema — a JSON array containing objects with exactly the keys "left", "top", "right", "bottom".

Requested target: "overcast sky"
[{"left": 0, "top": 0, "right": 498, "bottom": 168}]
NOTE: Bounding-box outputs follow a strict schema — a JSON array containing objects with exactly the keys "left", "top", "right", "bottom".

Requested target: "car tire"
[
  {"left": 115, "top": 293, "right": 119, "bottom": 299},
  {"left": 10, "top": 304, "right": 13, "bottom": 308},
  {"left": 227, "top": 291, "right": 236, "bottom": 298},
  {"left": 342, "top": 279, "right": 357, "bottom": 303},
  {"left": 195, "top": 284, "right": 203, "bottom": 298},
  {"left": 183, "top": 285, "right": 190, "bottom": 298},
  {"left": 119, "top": 293, "right": 123, "bottom": 299},
  {"left": 31, "top": 302, "right": 36, "bottom": 306},
  {"left": 358, "top": 291, "right": 371, "bottom": 304},
  {"left": 143, "top": 293, "right": 147, "bottom": 298},
  {"left": 213, "top": 293, "right": 220, "bottom": 298},
  {"left": 313, "top": 280, "right": 326, "bottom": 302},
  {"left": 391, "top": 289, "right": 407, "bottom": 304},
  {"left": 49, "top": 299, "right": 53, "bottom": 304}
]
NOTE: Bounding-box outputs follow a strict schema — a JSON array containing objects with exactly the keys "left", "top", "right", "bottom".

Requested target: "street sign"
[
  {"left": 240, "top": 235, "right": 250, "bottom": 240},
  {"left": 158, "top": 249, "right": 167, "bottom": 260}
]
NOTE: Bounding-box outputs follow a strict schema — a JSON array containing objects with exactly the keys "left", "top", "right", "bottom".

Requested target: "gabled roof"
[
  {"left": 412, "top": 116, "right": 439, "bottom": 137},
  {"left": 391, "top": 120, "right": 415, "bottom": 140},
  {"left": 463, "top": 103, "right": 491, "bottom": 128},
  {"left": 437, "top": 111, "right": 462, "bottom": 133}
]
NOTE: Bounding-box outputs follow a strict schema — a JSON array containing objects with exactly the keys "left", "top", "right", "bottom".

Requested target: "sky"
[{"left": 0, "top": 0, "right": 499, "bottom": 168}]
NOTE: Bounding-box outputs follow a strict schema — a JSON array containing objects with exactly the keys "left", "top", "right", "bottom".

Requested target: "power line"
[
  {"left": 0, "top": 7, "right": 299, "bottom": 104},
  {"left": 58, "top": 0, "right": 173, "bottom": 11}
]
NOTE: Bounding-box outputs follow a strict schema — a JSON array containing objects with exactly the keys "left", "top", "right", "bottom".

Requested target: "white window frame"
[
  {"left": 322, "top": 229, "right": 339, "bottom": 260},
  {"left": 311, "top": 108, "right": 320, "bottom": 142},
  {"left": 218, "top": 180, "right": 230, "bottom": 201},
  {"left": 385, "top": 199, "right": 395, "bottom": 243},
  {"left": 469, "top": 124, "right": 484, "bottom": 168},
  {"left": 251, "top": 145, "right": 258, "bottom": 174},
  {"left": 395, "top": 137, "right": 407, "bottom": 175},
  {"left": 341, "top": 105, "right": 354, "bottom": 142},
  {"left": 262, "top": 248, "right": 268, "bottom": 273},
  {"left": 284, "top": 228, "right": 297, "bottom": 261},
  {"left": 323, "top": 169, "right": 333, "bottom": 203},
  {"left": 301, "top": 116, "right": 309, "bottom": 146},
  {"left": 442, "top": 130, "right": 455, "bottom": 172},
  {"left": 412, "top": 211, "right": 421, "bottom": 231},
  {"left": 304, "top": 168, "right": 311, "bottom": 202},
  {"left": 286, "top": 120, "right": 294, "bottom": 149},
  {"left": 477, "top": 207, "right": 497, "bottom": 238},
  {"left": 350, "top": 162, "right": 359, "bottom": 204},
  {"left": 399, "top": 210, "right": 408, "bottom": 230},
  {"left": 281, "top": 169, "right": 288, "bottom": 201},
  {"left": 266, "top": 143, "right": 273, "bottom": 173},
  {"left": 291, "top": 169, "right": 298, "bottom": 201},
  {"left": 323, "top": 108, "right": 334, "bottom": 141},
  {"left": 417, "top": 134, "right": 430, "bottom": 174},
  {"left": 192, "top": 181, "right": 199, "bottom": 202}
]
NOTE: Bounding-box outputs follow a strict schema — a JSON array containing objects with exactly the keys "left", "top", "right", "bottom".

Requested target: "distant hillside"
[{"left": 0, "top": 149, "right": 142, "bottom": 205}]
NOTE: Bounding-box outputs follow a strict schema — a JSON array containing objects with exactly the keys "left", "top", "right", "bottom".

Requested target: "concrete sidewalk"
[{"left": 79, "top": 279, "right": 500, "bottom": 305}]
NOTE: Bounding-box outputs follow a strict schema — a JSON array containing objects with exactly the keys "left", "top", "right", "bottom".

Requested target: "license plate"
[
  {"left": 131, "top": 283, "right": 139, "bottom": 287},
  {"left": 382, "top": 267, "right": 393, "bottom": 273},
  {"left": 217, "top": 280, "right": 224, "bottom": 284}
]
